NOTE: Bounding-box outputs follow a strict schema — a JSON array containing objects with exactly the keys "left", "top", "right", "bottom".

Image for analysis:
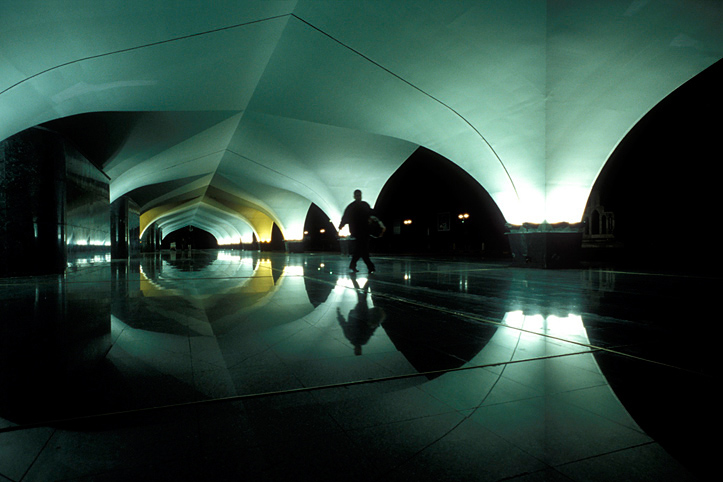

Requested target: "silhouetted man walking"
[{"left": 339, "top": 189, "right": 384, "bottom": 273}]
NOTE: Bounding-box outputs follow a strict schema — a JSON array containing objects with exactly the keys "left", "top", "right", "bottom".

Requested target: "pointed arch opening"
[{"left": 374, "top": 147, "right": 508, "bottom": 257}]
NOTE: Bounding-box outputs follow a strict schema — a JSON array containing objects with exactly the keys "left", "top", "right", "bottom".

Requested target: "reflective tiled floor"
[{"left": 0, "top": 250, "right": 714, "bottom": 481}]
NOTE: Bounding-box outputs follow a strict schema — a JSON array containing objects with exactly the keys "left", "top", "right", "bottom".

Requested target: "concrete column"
[
  {"left": 111, "top": 197, "right": 129, "bottom": 259},
  {"left": 1, "top": 128, "right": 67, "bottom": 275},
  {"left": 128, "top": 199, "right": 141, "bottom": 256},
  {"left": 0, "top": 127, "right": 110, "bottom": 276},
  {"left": 110, "top": 196, "right": 140, "bottom": 259},
  {"left": 141, "top": 222, "right": 163, "bottom": 252}
]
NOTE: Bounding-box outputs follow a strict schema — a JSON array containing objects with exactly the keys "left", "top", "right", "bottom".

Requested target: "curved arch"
[
  {"left": 288, "top": 13, "right": 519, "bottom": 201},
  {"left": 140, "top": 199, "right": 269, "bottom": 245},
  {"left": 2, "top": 1, "right": 721, "bottom": 236},
  {"left": 374, "top": 147, "right": 508, "bottom": 255}
]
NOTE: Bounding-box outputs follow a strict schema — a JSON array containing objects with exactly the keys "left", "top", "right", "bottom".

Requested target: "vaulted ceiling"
[{"left": 2, "top": 1, "right": 721, "bottom": 243}]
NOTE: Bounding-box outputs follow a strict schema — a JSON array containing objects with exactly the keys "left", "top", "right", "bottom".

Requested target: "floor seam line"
[{"left": 0, "top": 351, "right": 596, "bottom": 436}]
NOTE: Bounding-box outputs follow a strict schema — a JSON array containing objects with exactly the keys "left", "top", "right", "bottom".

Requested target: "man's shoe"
[{"left": 349, "top": 267, "right": 358, "bottom": 273}]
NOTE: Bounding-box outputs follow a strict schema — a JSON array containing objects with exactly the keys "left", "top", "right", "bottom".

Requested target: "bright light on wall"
[
  {"left": 283, "top": 222, "right": 306, "bottom": 242},
  {"left": 545, "top": 186, "right": 591, "bottom": 223},
  {"left": 217, "top": 236, "right": 241, "bottom": 246},
  {"left": 497, "top": 180, "right": 591, "bottom": 224}
]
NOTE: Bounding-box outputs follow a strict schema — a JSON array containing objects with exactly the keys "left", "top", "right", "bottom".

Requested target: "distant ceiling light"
[
  {"left": 403, "top": 219, "right": 412, "bottom": 225},
  {"left": 319, "top": 229, "right": 326, "bottom": 233}
]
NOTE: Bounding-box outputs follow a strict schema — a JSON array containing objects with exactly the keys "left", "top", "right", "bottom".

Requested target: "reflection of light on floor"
[
  {"left": 335, "top": 276, "right": 369, "bottom": 289},
  {"left": 428, "top": 310, "right": 650, "bottom": 452},
  {"left": 283, "top": 265, "right": 304, "bottom": 277},
  {"left": 334, "top": 276, "right": 375, "bottom": 308},
  {"left": 502, "top": 311, "right": 588, "bottom": 344},
  {"left": 138, "top": 264, "right": 168, "bottom": 296},
  {"left": 467, "top": 310, "right": 601, "bottom": 372},
  {"left": 459, "top": 276, "right": 468, "bottom": 292},
  {"left": 216, "top": 251, "right": 243, "bottom": 263},
  {"left": 137, "top": 254, "right": 271, "bottom": 296}
]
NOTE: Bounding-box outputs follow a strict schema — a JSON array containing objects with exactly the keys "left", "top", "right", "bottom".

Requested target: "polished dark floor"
[{"left": 0, "top": 250, "right": 714, "bottom": 481}]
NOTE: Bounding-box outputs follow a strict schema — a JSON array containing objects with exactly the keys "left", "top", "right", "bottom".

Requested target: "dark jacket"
[{"left": 340, "top": 200, "right": 372, "bottom": 237}]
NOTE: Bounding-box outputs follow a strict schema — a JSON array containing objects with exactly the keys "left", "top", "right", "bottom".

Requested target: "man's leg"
[
  {"left": 359, "top": 237, "right": 375, "bottom": 272},
  {"left": 363, "top": 254, "right": 375, "bottom": 272},
  {"left": 349, "top": 239, "right": 361, "bottom": 271}
]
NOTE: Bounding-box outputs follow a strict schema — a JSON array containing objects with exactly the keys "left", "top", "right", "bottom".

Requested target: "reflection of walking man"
[
  {"left": 339, "top": 189, "right": 384, "bottom": 273},
  {"left": 337, "top": 275, "right": 386, "bottom": 355}
]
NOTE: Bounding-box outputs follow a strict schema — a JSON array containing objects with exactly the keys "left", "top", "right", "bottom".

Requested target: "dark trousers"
[{"left": 350, "top": 236, "right": 374, "bottom": 271}]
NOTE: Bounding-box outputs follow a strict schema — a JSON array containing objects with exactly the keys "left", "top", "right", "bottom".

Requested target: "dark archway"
[
  {"left": 373, "top": 147, "right": 508, "bottom": 257},
  {"left": 161, "top": 226, "right": 218, "bottom": 250},
  {"left": 265, "top": 223, "right": 286, "bottom": 251},
  {"left": 303, "top": 204, "right": 339, "bottom": 252},
  {"left": 584, "top": 58, "right": 722, "bottom": 272}
]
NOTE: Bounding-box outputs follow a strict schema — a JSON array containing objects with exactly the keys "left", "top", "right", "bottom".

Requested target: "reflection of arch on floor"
[{"left": 414, "top": 311, "right": 661, "bottom": 463}]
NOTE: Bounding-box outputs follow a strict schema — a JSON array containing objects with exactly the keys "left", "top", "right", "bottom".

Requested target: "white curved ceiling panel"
[
  {"left": 109, "top": 113, "right": 242, "bottom": 201},
  {"left": 1, "top": 0, "right": 721, "bottom": 236},
  {"left": 101, "top": 112, "right": 243, "bottom": 177},
  {"left": 155, "top": 201, "right": 256, "bottom": 246},
  {"left": 0, "top": 13, "right": 290, "bottom": 141},
  {"left": 223, "top": 112, "right": 418, "bottom": 217}
]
